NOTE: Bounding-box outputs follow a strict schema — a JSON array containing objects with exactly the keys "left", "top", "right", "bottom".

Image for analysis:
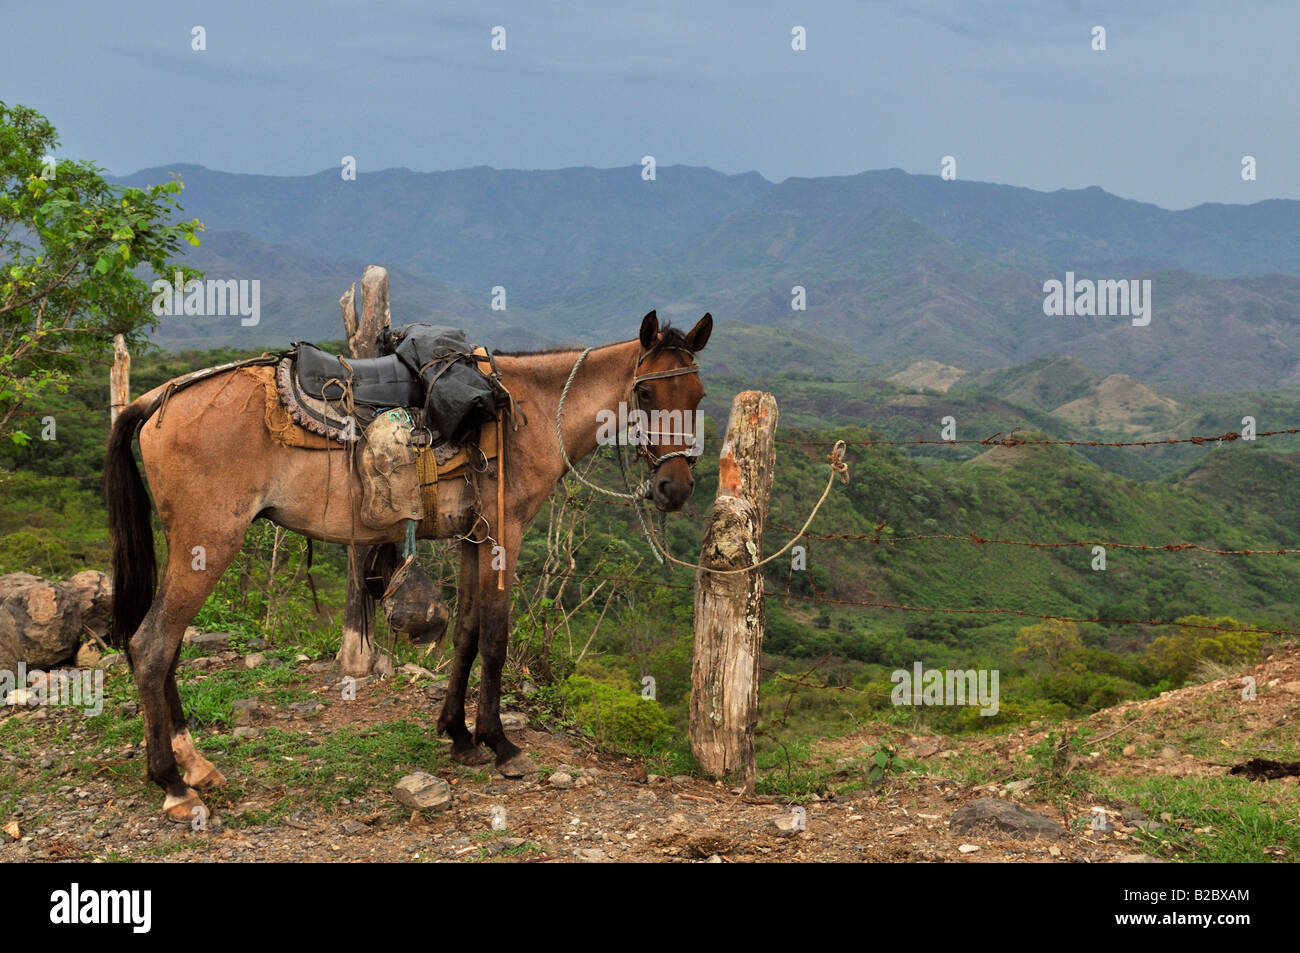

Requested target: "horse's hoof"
[
  {"left": 451, "top": 743, "right": 492, "bottom": 766},
  {"left": 496, "top": 753, "right": 536, "bottom": 778},
  {"left": 162, "top": 789, "right": 207, "bottom": 825},
  {"left": 185, "top": 764, "right": 226, "bottom": 790}
]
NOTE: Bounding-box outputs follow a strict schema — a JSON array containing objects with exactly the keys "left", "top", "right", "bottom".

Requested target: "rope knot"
[{"left": 829, "top": 439, "right": 850, "bottom": 485}]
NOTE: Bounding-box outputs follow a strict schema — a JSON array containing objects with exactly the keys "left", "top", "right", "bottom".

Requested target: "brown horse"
[{"left": 106, "top": 310, "right": 711, "bottom": 820}]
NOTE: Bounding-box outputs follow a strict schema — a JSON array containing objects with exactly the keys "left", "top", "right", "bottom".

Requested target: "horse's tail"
[{"left": 105, "top": 399, "right": 158, "bottom": 654}]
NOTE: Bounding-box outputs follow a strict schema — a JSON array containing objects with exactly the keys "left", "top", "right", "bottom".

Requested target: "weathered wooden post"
[
  {"left": 689, "top": 390, "right": 778, "bottom": 792},
  {"left": 110, "top": 334, "right": 130, "bottom": 425},
  {"left": 336, "top": 265, "right": 392, "bottom": 676}
]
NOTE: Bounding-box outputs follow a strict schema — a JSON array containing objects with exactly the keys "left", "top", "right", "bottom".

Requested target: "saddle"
[{"left": 293, "top": 344, "right": 422, "bottom": 409}]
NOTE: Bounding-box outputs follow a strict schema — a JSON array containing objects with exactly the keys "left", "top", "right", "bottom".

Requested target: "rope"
[
  {"left": 641, "top": 440, "right": 850, "bottom": 575},
  {"left": 555, "top": 347, "right": 651, "bottom": 501},
  {"left": 554, "top": 348, "right": 851, "bottom": 575}
]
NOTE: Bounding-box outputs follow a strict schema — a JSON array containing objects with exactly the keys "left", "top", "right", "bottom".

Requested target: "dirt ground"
[{"left": 1, "top": 645, "right": 1296, "bottom": 863}]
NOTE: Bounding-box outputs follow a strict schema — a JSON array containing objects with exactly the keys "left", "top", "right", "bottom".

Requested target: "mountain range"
[{"left": 113, "top": 163, "right": 1300, "bottom": 392}]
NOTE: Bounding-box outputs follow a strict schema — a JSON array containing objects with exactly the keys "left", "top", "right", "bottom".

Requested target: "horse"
[{"left": 105, "top": 310, "right": 711, "bottom": 820}]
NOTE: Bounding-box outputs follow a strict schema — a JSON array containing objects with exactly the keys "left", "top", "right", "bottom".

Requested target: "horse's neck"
[{"left": 499, "top": 340, "right": 638, "bottom": 468}]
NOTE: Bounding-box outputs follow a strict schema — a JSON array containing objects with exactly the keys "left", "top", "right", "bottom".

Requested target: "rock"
[
  {"left": 4, "top": 689, "right": 33, "bottom": 706},
  {"left": 97, "top": 654, "right": 126, "bottom": 670},
  {"left": 1158, "top": 746, "right": 1178, "bottom": 760},
  {"left": 306, "top": 660, "right": 333, "bottom": 673},
  {"left": 394, "top": 773, "right": 451, "bottom": 811},
  {"left": 119, "top": 701, "right": 138, "bottom": 718},
  {"left": 500, "top": 711, "right": 527, "bottom": 731},
  {"left": 574, "top": 847, "right": 606, "bottom": 862},
  {"left": 183, "top": 630, "right": 232, "bottom": 651},
  {"left": 1131, "top": 820, "right": 1166, "bottom": 832},
  {"left": 74, "top": 643, "right": 101, "bottom": 668},
  {"left": 548, "top": 771, "right": 574, "bottom": 790},
  {"left": 65, "top": 571, "right": 112, "bottom": 636},
  {"left": 287, "top": 701, "right": 325, "bottom": 718},
  {"left": 399, "top": 662, "right": 436, "bottom": 680},
  {"left": 242, "top": 653, "right": 266, "bottom": 670},
  {"left": 0, "top": 575, "right": 82, "bottom": 670},
  {"left": 1002, "top": 778, "right": 1033, "bottom": 795},
  {"left": 246, "top": 637, "right": 267, "bottom": 651},
  {"left": 950, "top": 798, "right": 1064, "bottom": 840},
  {"left": 231, "top": 698, "right": 260, "bottom": 726},
  {"left": 627, "top": 765, "right": 648, "bottom": 784},
  {"left": 232, "top": 727, "right": 262, "bottom": 740},
  {"left": 958, "top": 844, "right": 981, "bottom": 853},
  {"left": 1121, "top": 806, "right": 1148, "bottom": 823},
  {"left": 1116, "top": 854, "right": 1163, "bottom": 863},
  {"left": 670, "top": 775, "right": 692, "bottom": 784},
  {"left": 1122, "top": 744, "right": 1137, "bottom": 756},
  {"left": 770, "top": 816, "right": 804, "bottom": 838},
  {"left": 423, "top": 679, "right": 449, "bottom": 699},
  {"left": 341, "top": 820, "right": 368, "bottom": 835},
  {"left": 1279, "top": 681, "right": 1300, "bottom": 695},
  {"left": 374, "top": 654, "right": 395, "bottom": 677}
]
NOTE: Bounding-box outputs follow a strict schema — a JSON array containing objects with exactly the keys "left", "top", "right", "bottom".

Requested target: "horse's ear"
[
  {"left": 639, "top": 310, "right": 659, "bottom": 349},
  {"left": 686, "top": 312, "right": 712, "bottom": 352}
]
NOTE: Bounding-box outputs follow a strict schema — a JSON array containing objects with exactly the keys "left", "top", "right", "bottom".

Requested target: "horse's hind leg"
[
  {"left": 472, "top": 527, "right": 532, "bottom": 777},
  {"left": 133, "top": 526, "right": 245, "bottom": 822},
  {"left": 166, "top": 664, "right": 225, "bottom": 790},
  {"left": 438, "top": 540, "right": 489, "bottom": 764}
]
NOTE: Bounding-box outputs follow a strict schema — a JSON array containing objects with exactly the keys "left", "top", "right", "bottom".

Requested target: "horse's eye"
[{"left": 635, "top": 385, "right": 651, "bottom": 402}]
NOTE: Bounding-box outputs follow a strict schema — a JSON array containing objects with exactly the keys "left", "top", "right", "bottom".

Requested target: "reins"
[{"left": 553, "top": 345, "right": 851, "bottom": 574}]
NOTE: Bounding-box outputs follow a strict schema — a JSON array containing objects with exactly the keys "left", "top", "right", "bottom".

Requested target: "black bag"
[{"left": 382, "top": 325, "right": 502, "bottom": 445}]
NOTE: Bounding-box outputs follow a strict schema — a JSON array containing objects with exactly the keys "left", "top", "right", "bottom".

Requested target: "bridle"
[
  {"left": 554, "top": 342, "right": 702, "bottom": 503},
  {"left": 630, "top": 345, "right": 702, "bottom": 469}
]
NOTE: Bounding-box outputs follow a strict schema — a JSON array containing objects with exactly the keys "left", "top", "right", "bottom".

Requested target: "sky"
[{"left": 2, "top": 0, "right": 1296, "bottom": 209}]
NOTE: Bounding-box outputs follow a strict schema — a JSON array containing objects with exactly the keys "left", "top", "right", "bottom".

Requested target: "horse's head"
[{"left": 632, "top": 309, "right": 711, "bottom": 512}]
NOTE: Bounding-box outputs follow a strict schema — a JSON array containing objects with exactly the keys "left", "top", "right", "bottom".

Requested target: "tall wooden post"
[
  {"left": 336, "top": 265, "right": 392, "bottom": 677},
  {"left": 110, "top": 335, "right": 130, "bottom": 425},
  {"left": 689, "top": 391, "right": 778, "bottom": 792}
]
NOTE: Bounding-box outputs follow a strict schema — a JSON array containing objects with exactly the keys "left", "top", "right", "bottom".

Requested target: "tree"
[
  {"left": 1014, "top": 620, "right": 1082, "bottom": 673},
  {"left": 0, "top": 102, "right": 201, "bottom": 442}
]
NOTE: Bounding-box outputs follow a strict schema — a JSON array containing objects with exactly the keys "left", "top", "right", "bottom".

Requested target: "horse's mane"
[{"left": 495, "top": 325, "right": 692, "bottom": 358}]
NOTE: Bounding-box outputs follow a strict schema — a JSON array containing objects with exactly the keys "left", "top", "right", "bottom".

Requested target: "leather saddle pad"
[{"left": 293, "top": 343, "right": 422, "bottom": 408}]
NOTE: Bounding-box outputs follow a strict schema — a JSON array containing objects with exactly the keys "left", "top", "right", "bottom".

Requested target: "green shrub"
[{"left": 560, "top": 667, "right": 673, "bottom": 755}]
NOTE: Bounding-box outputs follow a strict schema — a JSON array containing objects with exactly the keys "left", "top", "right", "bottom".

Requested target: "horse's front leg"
[
  {"left": 473, "top": 523, "right": 533, "bottom": 777},
  {"left": 438, "top": 539, "right": 490, "bottom": 764}
]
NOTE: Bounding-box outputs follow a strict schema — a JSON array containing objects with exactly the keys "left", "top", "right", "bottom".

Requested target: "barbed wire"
[
  {"left": 778, "top": 427, "right": 1300, "bottom": 450},
  {"left": 770, "top": 521, "right": 1300, "bottom": 557}
]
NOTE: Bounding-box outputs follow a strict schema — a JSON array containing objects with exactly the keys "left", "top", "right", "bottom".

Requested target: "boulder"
[{"left": 0, "top": 574, "right": 83, "bottom": 671}]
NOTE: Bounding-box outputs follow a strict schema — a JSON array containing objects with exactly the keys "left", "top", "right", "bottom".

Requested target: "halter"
[
  {"left": 553, "top": 343, "right": 702, "bottom": 503},
  {"left": 631, "top": 345, "right": 702, "bottom": 468}
]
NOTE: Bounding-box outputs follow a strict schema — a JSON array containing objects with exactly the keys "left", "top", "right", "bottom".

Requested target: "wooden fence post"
[
  {"left": 110, "top": 334, "right": 130, "bottom": 426},
  {"left": 689, "top": 391, "right": 778, "bottom": 792},
  {"left": 336, "top": 265, "right": 392, "bottom": 677}
]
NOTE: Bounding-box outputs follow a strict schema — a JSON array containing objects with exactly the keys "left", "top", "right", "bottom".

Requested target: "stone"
[
  {"left": 500, "top": 711, "right": 527, "bottom": 731},
  {"left": 183, "top": 630, "right": 232, "bottom": 651},
  {"left": 243, "top": 653, "right": 266, "bottom": 670},
  {"left": 950, "top": 798, "right": 1064, "bottom": 840},
  {"left": 1116, "top": 854, "right": 1163, "bottom": 863},
  {"left": 374, "top": 654, "right": 395, "bottom": 677},
  {"left": 399, "top": 662, "right": 436, "bottom": 680},
  {"left": 394, "top": 773, "right": 451, "bottom": 811},
  {"left": 424, "top": 679, "right": 449, "bottom": 699},
  {"left": 0, "top": 575, "right": 82, "bottom": 670},
  {"left": 574, "top": 847, "right": 606, "bottom": 862},
  {"left": 1279, "top": 681, "right": 1300, "bottom": 695},
  {"left": 232, "top": 727, "right": 262, "bottom": 739},
  {"left": 548, "top": 771, "right": 574, "bottom": 790},
  {"left": 246, "top": 637, "right": 267, "bottom": 651},
  {"left": 74, "top": 643, "right": 101, "bottom": 669},
  {"left": 770, "top": 815, "right": 803, "bottom": 838},
  {"left": 1158, "top": 746, "right": 1178, "bottom": 760},
  {"left": 66, "top": 571, "right": 112, "bottom": 634},
  {"left": 958, "top": 844, "right": 981, "bottom": 853}
]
